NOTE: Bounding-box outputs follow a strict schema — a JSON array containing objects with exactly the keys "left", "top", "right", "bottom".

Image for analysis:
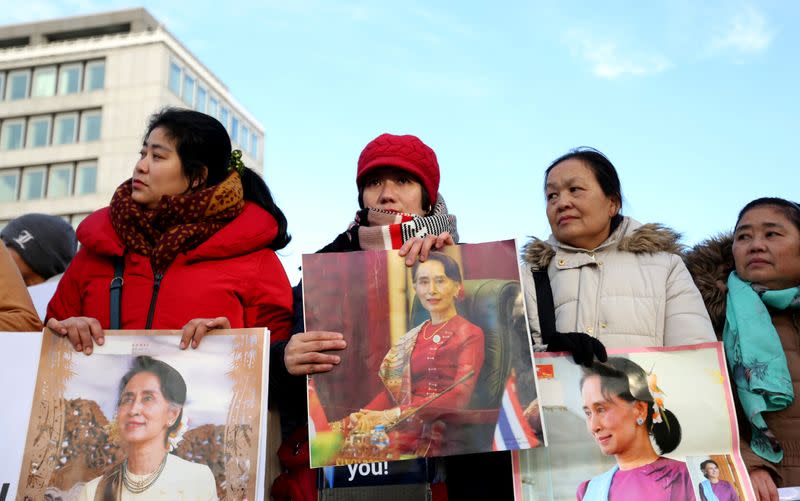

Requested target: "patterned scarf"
[
  {"left": 110, "top": 173, "right": 245, "bottom": 274},
  {"left": 723, "top": 271, "right": 800, "bottom": 463},
  {"left": 352, "top": 195, "right": 459, "bottom": 250}
]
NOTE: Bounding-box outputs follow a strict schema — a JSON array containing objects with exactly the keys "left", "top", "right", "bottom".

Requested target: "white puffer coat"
[{"left": 520, "top": 217, "right": 715, "bottom": 349}]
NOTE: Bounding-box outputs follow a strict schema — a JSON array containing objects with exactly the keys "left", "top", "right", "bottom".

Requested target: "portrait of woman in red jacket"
[
  {"left": 46, "top": 108, "right": 293, "bottom": 353},
  {"left": 343, "top": 251, "right": 484, "bottom": 457}
]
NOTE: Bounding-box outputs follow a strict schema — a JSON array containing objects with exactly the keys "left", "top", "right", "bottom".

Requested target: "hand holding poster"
[
  {"left": 514, "top": 343, "right": 756, "bottom": 501},
  {"left": 15, "top": 329, "right": 269, "bottom": 501},
  {"left": 303, "top": 240, "right": 544, "bottom": 467}
]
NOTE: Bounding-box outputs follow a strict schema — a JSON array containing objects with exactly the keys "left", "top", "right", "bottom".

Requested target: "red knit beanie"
[{"left": 356, "top": 133, "right": 440, "bottom": 206}]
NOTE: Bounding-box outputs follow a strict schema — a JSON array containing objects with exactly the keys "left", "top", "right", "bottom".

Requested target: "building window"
[
  {"left": 1, "top": 118, "right": 26, "bottom": 150},
  {"left": 6, "top": 70, "right": 30, "bottom": 100},
  {"left": 231, "top": 116, "right": 239, "bottom": 142},
  {"left": 70, "top": 213, "right": 90, "bottom": 229},
  {"left": 47, "top": 163, "right": 74, "bottom": 198},
  {"left": 220, "top": 107, "right": 229, "bottom": 131},
  {"left": 182, "top": 74, "right": 195, "bottom": 107},
  {"left": 0, "top": 169, "right": 20, "bottom": 202},
  {"left": 58, "top": 63, "right": 83, "bottom": 95},
  {"left": 85, "top": 60, "right": 105, "bottom": 91},
  {"left": 169, "top": 62, "right": 181, "bottom": 95},
  {"left": 26, "top": 116, "right": 51, "bottom": 148},
  {"left": 80, "top": 110, "right": 102, "bottom": 142},
  {"left": 196, "top": 86, "right": 207, "bottom": 113},
  {"left": 0, "top": 72, "right": 5, "bottom": 101},
  {"left": 31, "top": 66, "right": 56, "bottom": 97},
  {"left": 209, "top": 97, "right": 218, "bottom": 118},
  {"left": 75, "top": 161, "right": 97, "bottom": 195},
  {"left": 240, "top": 125, "right": 249, "bottom": 151},
  {"left": 250, "top": 133, "right": 258, "bottom": 158},
  {"left": 53, "top": 113, "right": 78, "bottom": 145},
  {"left": 20, "top": 166, "right": 46, "bottom": 200}
]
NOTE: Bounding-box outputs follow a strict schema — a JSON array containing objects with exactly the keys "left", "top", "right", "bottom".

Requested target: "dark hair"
[
  {"left": 118, "top": 356, "right": 187, "bottom": 441},
  {"left": 735, "top": 197, "right": 800, "bottom": 233},
  {"left": 145, "top": 108, "right": 290, "bottom": 250},
  {"left": 700, "top": 459, "right": 719, "bottom": 478},
  {"left": 357, "top": 168, "right": 433, "bottom": 215},
  {"left": 411, "top": 251, "right": 463, "bottom": 284},
  {"left": 580, "top": 357, "right": 682, "bottom": 455},
  {"left": 544, "top": 147, "right": 623, "bottom": 233}
]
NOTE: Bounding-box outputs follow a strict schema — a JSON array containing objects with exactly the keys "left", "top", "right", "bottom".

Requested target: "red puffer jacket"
[{"left": 47, "top": 202, "right": 293, "bottom": 342}]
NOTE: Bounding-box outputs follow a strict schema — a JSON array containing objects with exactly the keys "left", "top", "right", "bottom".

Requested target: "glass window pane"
[
  {"left": 231, "top": 116, "right": 239, "bottom": 142},
  {"left": 240, "top": 125, "right": 249, "bottom": 151},
  {"left": 1, "top": 120, "right": 25, "bottom": 150},
  {"left": 251, "top": 133, "right": 258, "bottom": 158},
  {"left": 169, "top": 62, "right": 181, "bottom": 95},
  {"left": 21, "top": 168, "right": 46, "bottom": 200},
  {"left": 196, "top": 86, "right": 207, "bottom": 113},
  {"left": 32, "top": 66, "right": 56, "bottom": 97},
  {"left": 26, "top": 116, "right": 51, "bottom": 147},
  {"left": 75, "top": 162, "right": 97, "bottom": 195},
  {"left": 182, "top": 74, "right": 195, "bottom": 106},
  {"left": 6, "top": 70, "right": 30, "bottom": 100},
  {"left": 48, "top": 164, "right": 73, "bottom": 198},
  {"left": 220, "top": 107, "right": 229, "bottom": 130},
  {"left": 58, "top": 64, "right": 82, "bottom": 95},
  {"left": 0, "top": 170, "right": 19, "bottom": 202},
  {"left": 70, "top": 213, "right": 89, "bottom": 230},
  {"left": 209, "top": 97, "right": 218, "bottom": 118},
  {"left": 0, "top": 73, "right": 5, "bottom": 101},
  {"left": 85, "top": 61, "right": 105, "bottom": 91},
  {"left": 80, "top": 111, "right": 102, "bottom": 142},
  {"left": 53, "top": 113, "right": 78, "bottom": 145}
]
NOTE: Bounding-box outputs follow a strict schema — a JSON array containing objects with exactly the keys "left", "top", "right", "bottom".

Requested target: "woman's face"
[
  {"left": 132, "top": 126, "right": 191, "bottom": 209},
  {"left": 545, "top": 159, "right": 620, "bottom": 250},
  {"left": 733, "top": 206, "right": 800, "bottom": 290},
  {"left": 703, "top": 462, "right": 720, "bottom": 481},
  {"left": 361, "top": 167, "right": 425, "bottom": 216},
  {"left": 581, "top": 375, "right": 646, "bottom": 457},
  {"left": 413, "top": 260, "right": 460, "bottom": 316},
  {"left": 117, "top": 371, "right": 180, "bottom": 448}
]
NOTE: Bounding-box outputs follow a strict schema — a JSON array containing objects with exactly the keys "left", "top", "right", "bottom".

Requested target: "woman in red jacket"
[
  {"left": 344, "top": 252, "right": 484, "bottom": 457},
  {"left": 46, "top": 108, "right": 293, "bottom": 353}
]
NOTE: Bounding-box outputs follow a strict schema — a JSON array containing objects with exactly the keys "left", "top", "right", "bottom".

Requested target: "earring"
[{"left": 636, "top": 417, "right": 644, "bottom": 426}]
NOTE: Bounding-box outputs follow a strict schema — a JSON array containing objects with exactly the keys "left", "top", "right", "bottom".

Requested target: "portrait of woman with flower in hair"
[
  {"left": 577, "top": 357, "right": 695, "bottom": 501},
  {"left": 79, "top": 356, "right": 217, "bottom": 500}
]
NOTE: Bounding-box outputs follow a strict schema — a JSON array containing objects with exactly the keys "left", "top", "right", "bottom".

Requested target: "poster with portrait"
[
  {"left": 16, "top": 328, "right": 269, "bottom": 501},
  {"left": 303, "top": 239, "right": 544, "bottom": 468},
  {"left": 0, "top": 331, "right": 43, "bottom": 501},
  {"left": 513, "top": 343, "right": 756, "bottom": 501}
]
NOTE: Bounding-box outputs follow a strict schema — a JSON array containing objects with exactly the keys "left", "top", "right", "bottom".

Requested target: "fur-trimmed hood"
[
  {"left": 521, "top": 217, "right": 684, "bottom": 271},
  {"left": 683, "top": 233, "right": 734, "bottom": 336}
]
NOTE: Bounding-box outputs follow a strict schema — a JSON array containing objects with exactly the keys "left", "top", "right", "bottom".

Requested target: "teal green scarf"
[{"left": 723, "top": 271, "right": 800, "bottom": 463}]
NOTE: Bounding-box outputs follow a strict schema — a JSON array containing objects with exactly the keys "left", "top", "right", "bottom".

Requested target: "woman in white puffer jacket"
[{"left": 520, "top": 147, "right": 715, "bottom": 363}]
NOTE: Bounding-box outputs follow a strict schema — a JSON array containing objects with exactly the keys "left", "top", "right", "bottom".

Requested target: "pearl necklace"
[{"left": 122, "top": 454, "right": 168, "bottom": 493}]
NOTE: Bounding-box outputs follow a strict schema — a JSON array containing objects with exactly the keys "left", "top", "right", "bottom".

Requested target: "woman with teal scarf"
[{"left": 685, "top": 197, "right": 800, "bottom": 501}]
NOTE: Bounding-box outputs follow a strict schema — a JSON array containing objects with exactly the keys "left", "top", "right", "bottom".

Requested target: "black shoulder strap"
[
  {"left": 109, "top": 255, "right": 124, "bottom": 329},
  {"left": 530, "top": 268, "right": 557, "bottom": 345}
]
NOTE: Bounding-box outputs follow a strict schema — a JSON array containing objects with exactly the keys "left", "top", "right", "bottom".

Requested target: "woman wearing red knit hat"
[{"left": 271, "top": 133, "right": 511, "bottom": 501}]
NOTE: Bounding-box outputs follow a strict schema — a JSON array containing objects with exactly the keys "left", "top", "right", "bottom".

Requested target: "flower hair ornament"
[
  {"left": 168, "top": 414, "right": 189, "bottom": 451},
  {"left": 228, "top": 149, "right": 245, "bottom": 176},
  {"left": 646, "top": 369, "right": 669, "bottom": 429}
]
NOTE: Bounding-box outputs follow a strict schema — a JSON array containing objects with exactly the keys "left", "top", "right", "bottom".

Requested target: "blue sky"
[{"left": 4, "top": 1, "right": 798, "bottom": 283}]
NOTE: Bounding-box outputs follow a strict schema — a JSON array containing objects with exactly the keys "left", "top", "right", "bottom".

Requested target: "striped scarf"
[{"left": 353, "top": 195, "right": 459, "bottom": 250}]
